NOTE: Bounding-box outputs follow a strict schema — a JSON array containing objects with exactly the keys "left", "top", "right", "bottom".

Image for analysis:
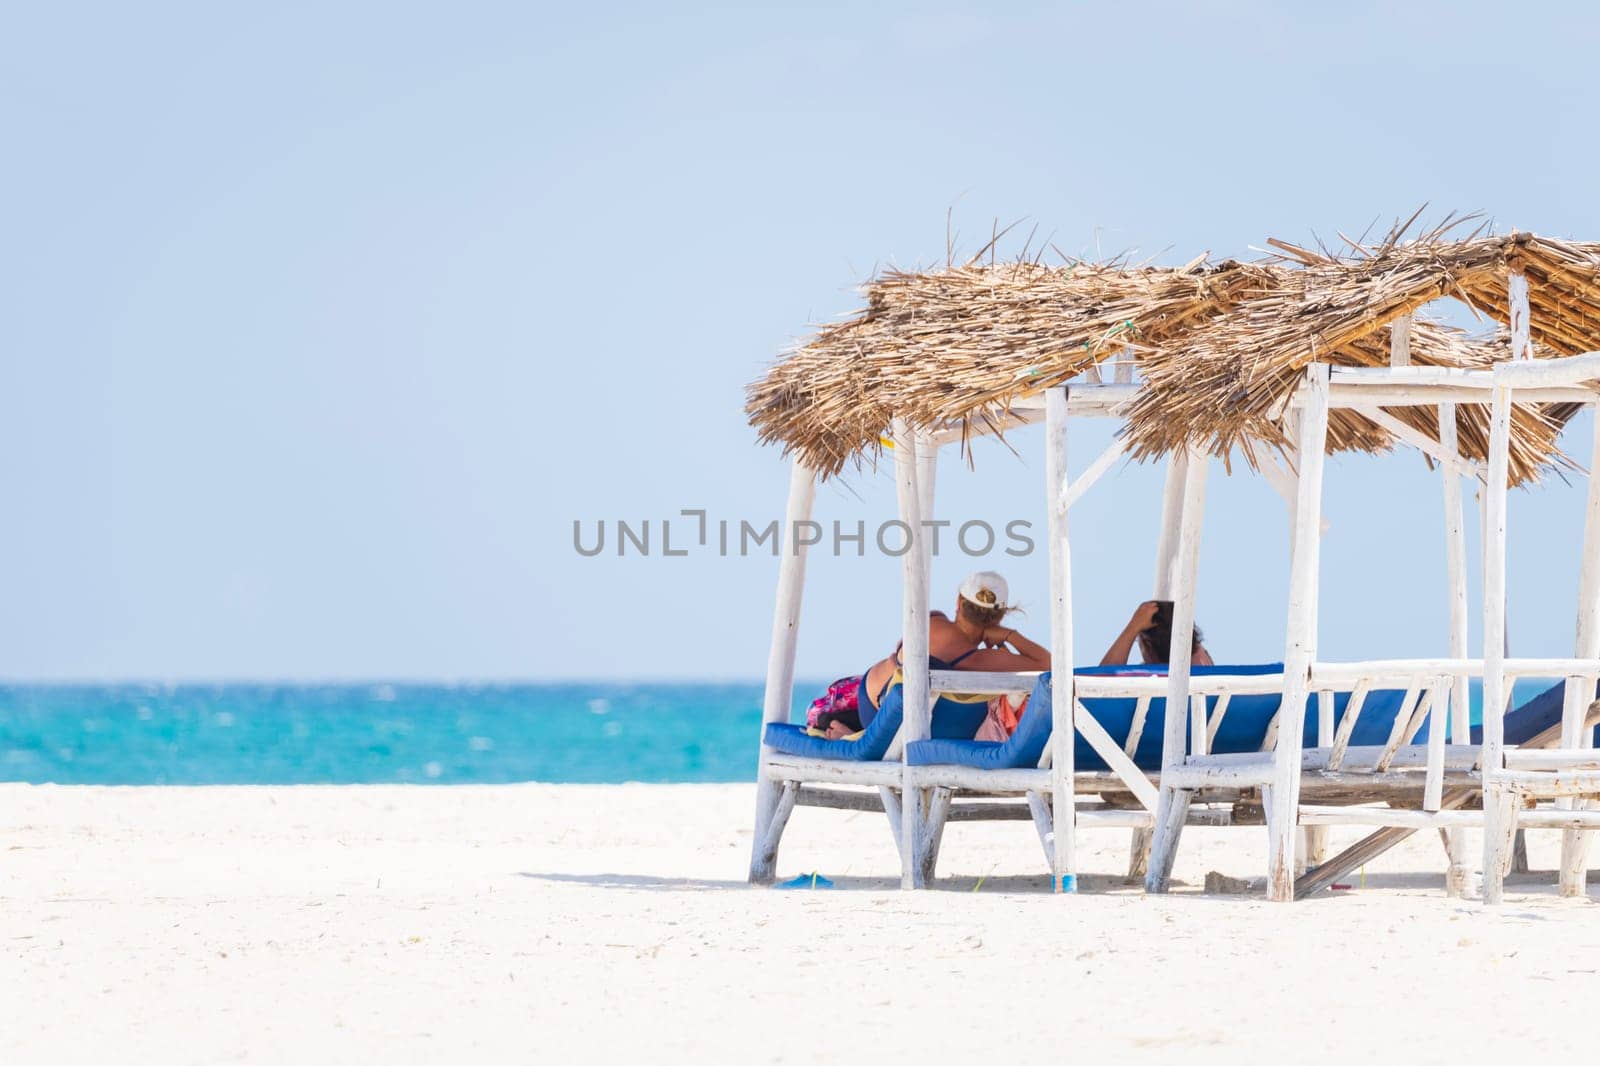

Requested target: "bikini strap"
[{"left": 944, "top": 646, "right": 982, "bottom": 667}]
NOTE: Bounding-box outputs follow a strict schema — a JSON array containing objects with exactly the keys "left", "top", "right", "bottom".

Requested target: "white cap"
[{"left": 958, "top": 570, "right": 1009, "bottom": 610}]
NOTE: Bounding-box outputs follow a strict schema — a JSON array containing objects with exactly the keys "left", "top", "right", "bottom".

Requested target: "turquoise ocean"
[{"left": 0, "top": 679, "right": 1555, "bottom": 786}]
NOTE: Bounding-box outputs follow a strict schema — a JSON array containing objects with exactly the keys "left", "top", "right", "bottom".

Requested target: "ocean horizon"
[{"left": 0, "top": 678, "right": 1558, "bottom": 786}]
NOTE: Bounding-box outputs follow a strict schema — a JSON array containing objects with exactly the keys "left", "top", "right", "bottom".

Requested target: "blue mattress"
[
  {"left": 1470, "top": 679, "right": 1600, "bottom": 746},
  {"left": 761, "top": 682, "right": 990, "bottom": 761},
  {"left": 907, "top": 664, "right": 1418, "bottom": 772}
]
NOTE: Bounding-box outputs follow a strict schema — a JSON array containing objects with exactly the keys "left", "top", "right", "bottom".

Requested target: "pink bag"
[{"left": 806, "top": 676, "right": 862, "bottom": 729}]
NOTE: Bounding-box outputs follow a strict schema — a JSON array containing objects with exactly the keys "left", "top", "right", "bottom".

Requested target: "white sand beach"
[{"left": 2, "top": 782, "right": 1596, "bottom": 1065}]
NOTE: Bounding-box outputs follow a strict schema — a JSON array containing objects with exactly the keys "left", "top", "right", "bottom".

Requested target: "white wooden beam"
[
  {"left": 1145, "top": 444, "right": 1208, "bottom": 893},
  {"left": 748, "top": 461, "right": 818, "bottom": 883},
  {"left": 1327, "top": 383, "right": 1600, "bottom": 407},
  {"left": 1062, "top": 435, "right": 1127, "bottom": 512},
  {"left": 1390, "top": 312, "right": 1412, "bottom": 367},
  {"left": 892, "top": 420, "right": 930, "bottom": 889},
  {"left": 1508, "top": 268, "right": 1531, "bottom": 362},
  {"left": 1268, "top": 364, "right": 1331, "bottom": 902},
  {"left": 1439, "top": 401, "right": 1475, "bottom": 896},
  {"left": 1044, "top": 387, "right": 1077, "bottom": 892},
  {"left": 1438, "top": 405, "right": 1472, "bottom": 744},
  {"left": 1349, "top": 404, "right": 1485, "bottom": 480},
  {"left": 1481, "top": 382, "right": 1513, "bottom": 905},
  {"left": 916, "top": 434, "right": 937, "bottom": 579},
  {"left": 1152, "top": 452, "right": 1188, "bottom": 598},
  {"left": 1560, "top": 408, "right": 1600, "bottom": 895},
  {"left": 1495, "top": 350, "right": 1600, "bottom": 389},
  {"left": 1074, "top": 699, "right": 1159, "bottom": 811}
]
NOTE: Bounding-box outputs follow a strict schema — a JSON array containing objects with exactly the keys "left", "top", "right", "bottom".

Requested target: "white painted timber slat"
[
  {"left": 1504, "top": 749, "right": 1600, "bottom": 770},
  {"left": 1350, "top": 404, "right": 1485, "bottom": 479},
  {"left": 1073, "top": 699, "right": 1159, "bottom": 811},
  {"left": 1326, "top": 681, "right": 1370, "bottom": 771},
  {"left": 1495, "top": 351, "right": 1600, "bottom": 388},
  {"left": 928, "top": 669, "right": 1040, "bottom": 696},
  {"left": 1425, "top": 677, "right": 1448, "bottom": 812},
  {"left": 1124, "top": 696, "right": 1152, "bottom": 757},
  {"left": 1374, "top": 686, "right": 1423, "bottom": 774},
  {"left": 1206, "top": 693, "right": 1234, "bottom": 748},
  {"left": 1298, "top": 806, "right": 1480, "bottom": 829},
  {"left": 1062, "top": 436, "right": 1127, "bottom": 512}
]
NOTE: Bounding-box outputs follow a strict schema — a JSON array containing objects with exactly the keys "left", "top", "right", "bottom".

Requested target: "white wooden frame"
[{"left": 750, "top": 268, "right": 1600, "bottom": 898}]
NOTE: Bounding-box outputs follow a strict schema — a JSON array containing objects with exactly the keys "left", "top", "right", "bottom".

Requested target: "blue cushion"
[
  {"left": 1471, "top": 679, "right": 1600, "bottom": 746},
  {"left": 907, "top": 664, "right": 1420, "bottom": 771},
  {"left": 761, "top": 683, "right": 991, "bottom": 761}
]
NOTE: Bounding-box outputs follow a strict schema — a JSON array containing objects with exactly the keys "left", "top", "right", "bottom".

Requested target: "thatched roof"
[
  {"left": 748, "top": 226, "right": 1599, "bottom": 485},
  {"left": 1124, "top": 231, "right": 1600, "bottom": 477},
  {"left": 747, "top": 257, "right": 1275, "bottom": 476}
]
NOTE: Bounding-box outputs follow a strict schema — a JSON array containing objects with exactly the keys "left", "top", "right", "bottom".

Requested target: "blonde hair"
[{"left": 957, "top": 590, "right": 1014, "bottom": 630}]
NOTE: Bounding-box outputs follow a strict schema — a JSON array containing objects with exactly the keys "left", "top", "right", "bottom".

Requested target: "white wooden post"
[
  {"left": 1481, "top": 383, "right": 1514, "bottom": 904},
  {"left": 1439, "top": 404, "right": 1472, "bottom": 742},
  {"left": 893, "top": 421, "right": 930, "bottom": 889},
  {"left": 1152, "top": 452, "right": 1188, "bottom": 600},
  {"left": 1129, "top": 452, "right": 1188, "bottom": 879},
  {"left": 1115, "top": 342, "right": 1134, "bottom": 384},
  {"left": 1268, "top": 364, "right": 1331, "bottom": 902},
  {"left": 748, "top": 460, "right": 818, "bottom": 883},
  {"left": 1439, "top": 402, "right": 1475, "bottom": 896},
  {"left": 1508, "top": 268, "right": 1532, "bottom": 361},
  {"left": 1045, "top": 387, "right": 1077, "bottom": 891},
  {"left": 1390, "top": 312, "right": 1413, "bottom": 367},
  {"left": 1145, "top": 445, "right": 1209, "bottom": 892},
  {"left": 1281, "top": 409, "right": 1302, "bottom": 533},
  {"left": 1560, "top": 407, "right": 1600, "bottom": 896},
  {"left": 917, "top": 436, "right": 937, "bottom": 580}
]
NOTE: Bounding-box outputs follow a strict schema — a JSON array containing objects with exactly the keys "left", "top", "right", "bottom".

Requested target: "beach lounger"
[
  {"left": 752, "top": 681, "right": 999, "bottom": 881},
  {"left": 901, "top": 664, "right": 1414, "bottom": 882}
]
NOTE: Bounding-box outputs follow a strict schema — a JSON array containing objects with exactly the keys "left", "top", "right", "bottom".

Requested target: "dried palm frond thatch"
[
  {"left": 747, "top": 257, "right": 1277, "bottom": 477},
  {"left": 748, "top": 223, "right": 1600, "bottom": 484},
  {"left": 1123, "top": 229, "right": 1600, "bottom": 480}
]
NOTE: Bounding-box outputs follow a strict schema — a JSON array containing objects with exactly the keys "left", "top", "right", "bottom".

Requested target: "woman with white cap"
[{"left": 837, "top": 571, "right": 1050, "bottom": 739}]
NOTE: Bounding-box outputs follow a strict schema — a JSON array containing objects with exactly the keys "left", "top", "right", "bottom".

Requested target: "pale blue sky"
[{"left": 5, "top": 2, "right": 1600, "bottom": 680}]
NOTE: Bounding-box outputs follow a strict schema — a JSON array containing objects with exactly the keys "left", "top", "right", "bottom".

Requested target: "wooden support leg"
[
  {"left": 919, "top": 787, "right": 953, "bottom": 885},
  {"left": 879, "top": 785, "right": 905, "bottom": 861},
  {"left": 748, "top": 461, "right": 817, "bottom": 884},
  {"left": 1145, "top": 787, "right": 1191, "bottom": 893},
  {"left": 750, "top": 781, "right": 799, "bottom": 884},
  {"left": 1304, "top": 827, "right": 1328, "bottom": 871},
  {"left": 1267, "top": 776, "right": 1302, "bottom": 899},
  {"left": 1147, "top": 445, "right": 1210, "bottom": 895},
  {"left": 904, "top": 786, "right": 931, "bottom": 889},
  {"left": 1561, "top": 798, "right": 1597, "bottom": 896},
  {"left": 1483, "top": 785, "right": 1518, "bottom": 905},
  {"left": 1127, "top": 826, "right": 1153, "bottom": 881},
  {"left": 1479, "top": 381, "right": 1513, "bottom": 905},
  {"left": 1442, "top": 828, "right": 1477, "bottom": 898},
  {"left": 1510, "top": 829, "right": 1531, "bottom": 875},
  {"left": 1026, "top": 791, "right": 1055, "bottom": 870},
  {"left": 1268, "top": 366, "right": 1330, "bottom": 902}
]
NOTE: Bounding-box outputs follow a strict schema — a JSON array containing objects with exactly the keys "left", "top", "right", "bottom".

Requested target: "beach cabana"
[{"left": 746, "top": 227, "right": 1600, "bottom": 902}]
